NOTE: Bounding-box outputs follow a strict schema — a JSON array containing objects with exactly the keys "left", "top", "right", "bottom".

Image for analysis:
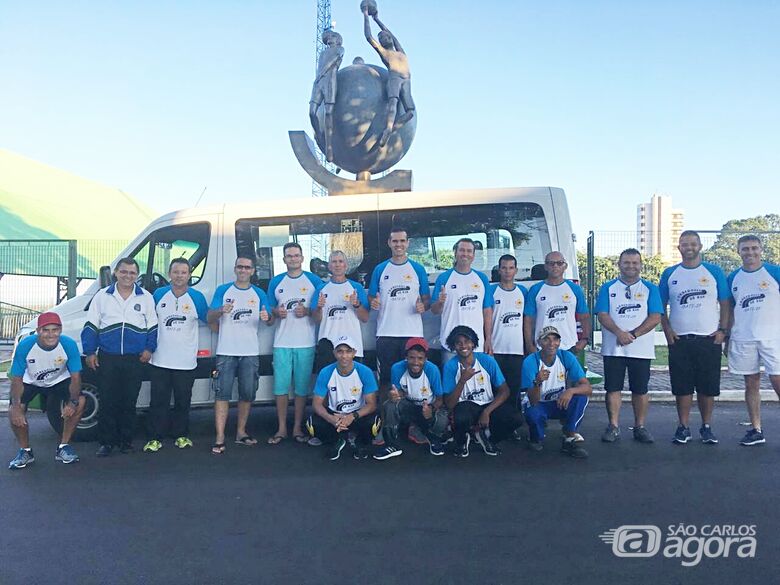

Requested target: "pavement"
[{"left": 1, "top": 403, "right": 778, "bottom": 585}]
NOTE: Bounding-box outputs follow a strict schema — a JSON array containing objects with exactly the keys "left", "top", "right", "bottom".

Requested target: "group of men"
[{"left": 7, "top": 227, "right": 779, "bottom": 469}]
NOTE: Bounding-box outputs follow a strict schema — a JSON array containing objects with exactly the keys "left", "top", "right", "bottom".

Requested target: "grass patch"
[{"left": 0, "top": 361, "right": 9, "bottom": 374}]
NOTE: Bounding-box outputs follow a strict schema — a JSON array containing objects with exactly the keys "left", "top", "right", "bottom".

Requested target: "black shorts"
[
  {"left": 376, "top": 337, "right": 409, "bottom": 385},
  {"left": 493, "top": 353, "right": 524, "bottom": 394},
  {"left": 668, "top": 336, "right": 722, "bottom": 397},
  {"left": 603, "top": 356, "right": 651, "bottom": 394},
  {"left": 20, "top": 378, "right": 72, "bottom": 406}
]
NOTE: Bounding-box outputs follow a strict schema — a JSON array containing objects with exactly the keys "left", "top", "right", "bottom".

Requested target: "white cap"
[{"left": 333, "top": 335, "right": 358, "bottom": 351}]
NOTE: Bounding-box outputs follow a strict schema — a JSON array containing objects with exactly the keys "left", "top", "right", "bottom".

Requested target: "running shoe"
[
  {"left": 672, "top": 425, "right": 691, "bottom": 444},
  {"left": 561, "top": 437, "right": 589, "bottom": 458},
  {"left": 8, "top": 448, "right": 34, "bottom": 470},
  {"left": 453, "top": 434, "right": 470, "bottom": 458},
  {"left": 373, "top": 445, "right": 403, "bottom": 460},
  {"left": 601, "top": 424, "right": 620, "bottom": 443},
  {"left": 699, "top": 425, "right": 719, "bottom": 444},
  {"left": 55, "top": 444, "right": 80, "bottom": 464},
  {"left": 633, "top": 426, "right": 654, "bottom": 444},
  {"left": 740, "top": 428, "right": 765, "bottom": 446},
  {"left": 328, "top": 438, "right": 347, "bottom": 461},
  {"left": 429, "top": 440, "right": 444, "bottom": 456},
  {"left": 474, "top": 428, "right": 499, "bottom": 456}
]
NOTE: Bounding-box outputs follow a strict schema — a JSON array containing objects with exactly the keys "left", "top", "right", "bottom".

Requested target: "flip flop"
[
  {"left": 294, "top": 434, "right": 309, "bottom": 444},
  {"left": 235, "top": 435, "right": 258, "bottom": 446},
  {"left": 211, "top": 443, "right": 225, "bottom": 455},
  {"left": 267, "top": 435, "right": 286, "bottom": 445}
]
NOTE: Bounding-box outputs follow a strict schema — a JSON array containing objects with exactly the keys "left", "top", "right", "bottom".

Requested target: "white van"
[{"left": 15, "top": 186, "right": 579, "bottom": 439}]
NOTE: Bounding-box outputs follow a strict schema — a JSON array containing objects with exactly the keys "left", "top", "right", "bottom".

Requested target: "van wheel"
[{"left": 45, "top": 381, "right": 100, "bottom": 443}]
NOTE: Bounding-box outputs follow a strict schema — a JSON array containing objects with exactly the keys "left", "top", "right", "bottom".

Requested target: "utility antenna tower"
[{"left": 312, "top": 0, "right": 337, "bottom": 197}]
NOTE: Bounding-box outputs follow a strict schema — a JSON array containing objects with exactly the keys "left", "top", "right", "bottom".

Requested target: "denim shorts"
[{"left": 215, "top": 355, "right": 259, "bottom": 401}]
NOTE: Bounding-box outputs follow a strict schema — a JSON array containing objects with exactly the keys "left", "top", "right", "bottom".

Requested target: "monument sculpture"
[{"left": 289, "top": 0, "right": 416, "bottom": 195}]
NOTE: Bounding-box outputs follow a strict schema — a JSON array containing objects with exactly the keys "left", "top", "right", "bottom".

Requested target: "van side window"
[
  {"left": 235, "top": 213, "right": 379, "bottom": 290},
  {"left": 378, "top": 203, "right": 551, "bottom": 282},
  {"left": 126, "top": 222, "right": 211, "bottom": 292}
]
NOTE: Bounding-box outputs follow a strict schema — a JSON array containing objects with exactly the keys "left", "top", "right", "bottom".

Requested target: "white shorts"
[{"left": 728, "top": 339, "right": 780, "bottom": 375}]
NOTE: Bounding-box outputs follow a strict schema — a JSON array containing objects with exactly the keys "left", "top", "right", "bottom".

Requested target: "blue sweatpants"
[{"left": 525, "top": 395, "right": 589, "bottom": 442}]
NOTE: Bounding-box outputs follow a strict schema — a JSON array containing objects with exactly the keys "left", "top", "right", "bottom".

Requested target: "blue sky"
[{"left": 2, "top": 0, "right": 778, "bottom": 241}]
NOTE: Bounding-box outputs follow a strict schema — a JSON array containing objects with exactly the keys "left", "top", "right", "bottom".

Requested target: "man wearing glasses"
[
  {"left": 595, "top": 249, "right": 663, "bottom": 443},
  {"left": 82, "top": 257, "right": 158, "bottom": 457},
  {"left": 523, "top": 251, "right": 591, "bottom": 355},
  {"left": 207, "top": 256, "right": 272, "bottom": 454}
]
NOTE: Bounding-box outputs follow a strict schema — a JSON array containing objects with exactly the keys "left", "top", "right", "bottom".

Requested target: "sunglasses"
[
  {"left": 545, "top": 260, "right": 566, "bottom": 267},
  {"left": 235, "top": 265, "right": 254, "bottom": 270}
]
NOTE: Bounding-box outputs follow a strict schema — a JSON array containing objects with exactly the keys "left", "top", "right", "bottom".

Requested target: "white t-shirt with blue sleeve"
[
  {"left": 524, "top": 280, "right": 589, "bottom": 350},
  {"left": 727, "top": 263, "right": 780, "bottom": 342},
  {"left": 390, "top": 359, "right": 443, "bottom": 405},
  {"left": 659, "top": 262, "right": 729, "bottom": 336},
  {"left": 317, "top": 279, "right": 369, "bottom": 357},
  {"left": 595, "top": 278, "right": 663, "bottom": 359},
  {"left": 313, "top": 361, "right": 378, "bottom": 414},
  {"left": 432, "top": 269, "right": 494, "bottom": 350},
  {"left": 210, "top": 283, "right": 271, "bottom": 356},
  {"left": 368, "top": 259, "right": 430, "bottom": 337},
  {"left": 442, "top": 353, "right": 505, "bottom": 406},
  {"left": 520, "top": 349, "right": 585, "bottom": 402},
  {"left": 11, "top": 334, "right": 82, "bottom": 387},
  {"left": 268, "top": 271, "right": 323, "bottom": 348},
  {"left": 151, "top": 286, "right": 209, "bottom": 369},
  {"left": 490, "top": 283, "right": 527, "bottom": 355}
]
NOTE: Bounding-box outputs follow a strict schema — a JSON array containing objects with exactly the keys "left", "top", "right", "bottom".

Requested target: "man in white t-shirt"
[
  {"left": 267, "top": 243, "right": 324, "bottom": 445},
  {"left": 596, "top": 249, "right": 663, "bottom": 444},
  {"left": 660, "top": 230, "right": 730, "bottom": 445},
  {"left": 144, "top": 258, "right": 209, "bottom": 453},
  {"left": 312, "top": 250, "right": 369, "bottom": 368},
  {"left": 306, "top": 335, "right": 381, "bottom": 461},
  {"left": 490, "top": 254, "right": 528, "bottom": 409},
  {"left": 368, "top": 227, "right": 430, "bottom": 398},
  {"left": 431, "top": 238, "right": 494, "bottom": 365},
  {"left": 726, "top": 235, "right": 780, "bottom": 446},
  {"left": 207, "top": 256, "right": 272, "bottom": 454},
  {"left": 523, "top": 251, "right": 590, "bottom": 355}
]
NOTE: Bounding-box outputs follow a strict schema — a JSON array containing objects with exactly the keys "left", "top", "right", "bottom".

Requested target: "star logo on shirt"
[
  {"left": 182, "top": 303, "right": 192, "bottom": 312},
  {"left": 634, "top": 292, "right": 644, "bottom": 299},
  {"left": 562, "top": 293, "right": 572, "bottom": 302},
  {"left": 699, "top": 276, "right": 710, "bottom": 285},
  {"left": 477, "top": 374, "right": 485, "bottom": 384},
  {"left": 558, "top": 371, "right": 565, "bottom": 382},
  {"left": 471, "top": 283, "right": 481, "bottom": 290},
  {"left": 515, "top": 298, "right": 523, "bottom": 307},
  {"left": 403, "top": 273, "right": 413, "bottom": 281},
  {"left": 300, "top": 287, "right": 309, "bottom": 294},
  {"left": 343, "top": 293, "right": 351, "bottom": 301},
  {"left": 759, "top": 280, "right": 770, "bottom": 290},
  {"left": 350, "top": 386, "right": 359, "bottom": 396},
  {"left": 54, "top": 356, "right": 66, "bottom": 366},
  {"left": 247, "top": 299, "right": 257, "bottom": 306}
]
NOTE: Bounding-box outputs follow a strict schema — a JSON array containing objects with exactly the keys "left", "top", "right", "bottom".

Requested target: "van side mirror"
[{"left": 99, "top": 266, "right": 113, "bottom": 287}]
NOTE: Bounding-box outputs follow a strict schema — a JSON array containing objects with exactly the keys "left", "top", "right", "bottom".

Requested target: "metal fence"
[{"left": 584, "top": 230, "right": 780, "bottom": 342}]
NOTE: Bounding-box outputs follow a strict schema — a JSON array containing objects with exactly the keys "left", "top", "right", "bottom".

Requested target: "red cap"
[
  {"left": 404, "top": 337, "right": 429, "bottom": 352},
  {"left": 37, "top": 312, "right": 62, "bottom": 328}
]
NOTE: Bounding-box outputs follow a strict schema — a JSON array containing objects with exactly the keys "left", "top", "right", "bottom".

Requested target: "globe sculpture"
[{"left": 313, "top": 61, "right": 416, "bottom": 176}]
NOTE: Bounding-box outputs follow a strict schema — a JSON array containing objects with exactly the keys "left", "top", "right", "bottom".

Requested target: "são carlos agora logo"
[{"left": 599, "top": 524, "right": 756, "bottom": 567}]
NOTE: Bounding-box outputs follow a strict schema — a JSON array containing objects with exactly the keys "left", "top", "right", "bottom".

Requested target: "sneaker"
[
  {"left": 119, "top": 443, "right": 135, "bottom": 454},
  {"left": 373, "top": 445, "right": 403, "bottom": 460},
  {"left": 407, "top": 425, "right": 429, "bottom": 445},
  {"left": 55, "top": 444, "right": 80, "bottom": 464},
  {"left": 740, "top": 428, "right": 765, "bottom": 446},
  {"left": 633, "top": 426, "right": 654, "bottom": 444},
  {"left": 8, "top": 448, "right": 34, "bottom": 469},
  {"left": 601, "top": 424, "right": 621, "bottom": 443},
  {"left": 143, "top": 440, "right": 163, "bottom": 453},
  {"left": 672, "top": 425, "right": 692, "bottom": 444},
  {"left": 328, "top": 438, "right": 347, "bottom": 461},
  {"left": 429, "top": 440, "right": 445, "bottom": 456},
  {"left": 699, "top": 424, "right": 719, "bottom": 444},
  {"left": 527, "top": 440, "right": 543, "bottom": 452},
  {"left": 512, "top": 428, "right": 525, "bottom": 442},
  {"left": 474, "top": 428, "right": 499, "bottom": 456},
  {"left": 96, "top": 444, "right": 113, "bottom": 457},
  {"left": 352, "top": 445, "right": 370, "bottom": 460},
  {"left": 307, "top": 437, "right": 323, "bottom": 447},
  {"left": 572, "top": 433, "right": 585, "bottom": 442},
  {"left": 453, "top": 434, "right": 470, "bottom": 458},
  {"left": 561, "top": 438, "right": 589, "bottom": 459},
  {"left": 175, "top": 437, "right": 193, "bottom": 449}
]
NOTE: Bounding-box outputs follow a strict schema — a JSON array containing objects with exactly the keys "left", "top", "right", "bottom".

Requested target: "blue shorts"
[
  {"left": 273, "top": 347, "right": 315, "bottom": 396},
  {"left": 215, "top": 355, "right": 259, "bottom": 402}
]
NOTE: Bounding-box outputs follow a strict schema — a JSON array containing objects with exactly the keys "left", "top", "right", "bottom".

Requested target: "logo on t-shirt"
[
  {"left": 232, "top": 309, "right": 252, "bottom": 321},
  {"left": 248, "top": 298, "right": 257, "bottom": 306},
  {"left": 501, "top": 312, "right": 522, "bottom": 324},
  {"left": 389, "top": 285, "right": 411, "bottom": 298},
  {"left": 678, "top": 290, "right": 707, "bottom": 305},
  {"left": 285, "top": 298, "right": 306, "bottom": 310},
  {"left": 134, "top": 304, "right": 141, "bottom": 311},
  {"left": 471, "top": 282, "right": 481, "bottom": 291},
  {"left": 759, "top": 281, "right": 770, "bottom": 290},
  {"left": 617, "top": 304, "right": 642, "bottom": 315},
  {"left": 547, "top": 305, "right": 569, "bottom": 319},
  {"left": 562, "top": 293, "right": 572, "bottom": 302},
  {"left": 36, "top": 368, "right": 60, "bottom": 382},
  {"left": 54, "top": 356, "right": 66, "bottom": 366},
  {"left": 165, "top": 315, "right": 187, "bottom": 327},
  {"left": 182, "top": 303, "right": 192, "bottom": 312},
  {"left": 741, "top": 294, "right": 765, "bottom": 309},
  {"left": 327, "top": 306, "right": 347, "bottom": 318},
  {"left": 459, "top": 294, "right": 479, "bottom": 307}
]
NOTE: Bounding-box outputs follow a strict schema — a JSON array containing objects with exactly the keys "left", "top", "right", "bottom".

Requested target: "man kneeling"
[
  {"left": 307, "top": 335, "right": 381, "bottom": 460},
  {"left": 8, "top": 313, "right": 86, "bottom": 469},
  {"left": 443, "top": 326, "right": 522, "bottom": 457},
  {"left": 521, "top": 326, "right": 592, "bottom": 458},
  {"left": 374, "top": 337, "right": 448, "bottom": 460}
]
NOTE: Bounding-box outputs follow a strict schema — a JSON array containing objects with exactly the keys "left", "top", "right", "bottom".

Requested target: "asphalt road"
[{"left": 1, "top": 402, "right": 778, "bottom": 585}]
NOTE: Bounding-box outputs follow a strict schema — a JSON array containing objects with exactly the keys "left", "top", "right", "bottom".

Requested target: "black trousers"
[
  {"left": 98, "top": 353, "right": 144, "bottom": 446},
  {"left": 452, "top": 401, "right": 522, "bottom": 445},
  {"left": 308, "top": 410, "right": 379, "bottom": 445},
  {"left": 148, "top": 365, "right": 196, "bottom": 440}
]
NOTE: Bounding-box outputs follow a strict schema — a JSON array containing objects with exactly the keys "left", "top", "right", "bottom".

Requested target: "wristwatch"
[
  {"left": 69, "top": 399, "right": 79, "bottom": 407},
  {"left": 352, "top": 411, "right": 361, "bottom": 421}
]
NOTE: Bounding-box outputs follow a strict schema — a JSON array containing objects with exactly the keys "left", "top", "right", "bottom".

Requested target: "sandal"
[
  {"left": 235, "top": 435, "right": 258, "bottom": 446},
  {"left": 267, "top": 435, "right": 286, "bottom": 445},
  {"left": 211, "top": 443, "right": 226, "bottom": 455}
]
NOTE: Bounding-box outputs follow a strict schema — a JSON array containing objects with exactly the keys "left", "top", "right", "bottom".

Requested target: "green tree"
[{"left": 703, "top": 214, "right": 780, "bottom": 274}]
